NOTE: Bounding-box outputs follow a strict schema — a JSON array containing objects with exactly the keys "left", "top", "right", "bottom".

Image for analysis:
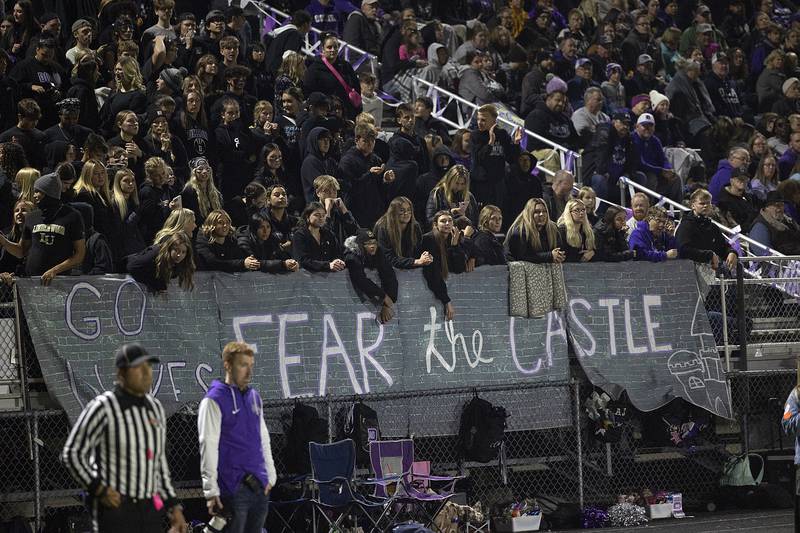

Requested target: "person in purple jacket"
[
  {"left": 781, "top": 373, "right": 800, "bottom": 531},
  {"left": 305, "top": 0, "right": 357, "bottom": 37},
  {"left": 198, "top": 341, "right": 277, "bottom": 533},
  {"left": 631, "top": 112, "right": 682, "bottom": 202},
  {"left": 628, "top": 205, "right": 679, "bottom": 262}
]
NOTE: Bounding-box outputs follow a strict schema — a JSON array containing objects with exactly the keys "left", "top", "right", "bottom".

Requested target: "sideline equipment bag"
[
  {"left": 337, "top": 400, "right": 380, "bottom": 467},
  {"left": 458, "top": 396, "right": 507, "bottom": 462},
  {"left": 284, "top": 402, "right": 329, "bottom": 474}
]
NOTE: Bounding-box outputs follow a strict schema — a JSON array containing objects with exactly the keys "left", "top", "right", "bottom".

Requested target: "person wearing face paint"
[
  {"left": 344, "top": 229, "right": 398, "bottom": 324},
  {"left": 417, "top": 210, "right": 468, "bottom": 321},
  {"left": 62, "top": 343, "right": 188, "bottom": 533},
  {"left": 0, "top": 172, "right": 85, "bottom": 284},
  {"left": 126, "top": 231, "right": 195, "bottom": 292},
  {"left": 198, "top": 342, "right": 277, "bottom": 533},
  {"left": 676, "top": 188, "right": 738, "bottom": 272},
  {"left": 592, "top": 206, "right": 635, "bottom": 262}
]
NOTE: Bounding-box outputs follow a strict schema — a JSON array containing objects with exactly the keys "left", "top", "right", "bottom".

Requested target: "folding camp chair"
[
  {"left": 267, "top": 474, "right": 311, "bottom": 533},
  {"left": 368, "top": 439, "right": 462, "bottom": 533},
  {"left": 308, "top": 438, "right": 388, "bottom": 533}
]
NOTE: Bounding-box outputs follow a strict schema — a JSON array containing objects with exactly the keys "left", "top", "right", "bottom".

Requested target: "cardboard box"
[
  {"left": 494, "top": 514, "right": 542, "bottom": 532},
  {"left": 648, "top": 503, "right": 673, "bottom": 519}
]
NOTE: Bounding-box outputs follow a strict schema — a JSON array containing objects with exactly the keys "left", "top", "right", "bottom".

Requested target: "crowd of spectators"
[{"left": 0, "top": 0, "right": 798, "bottom": 321}]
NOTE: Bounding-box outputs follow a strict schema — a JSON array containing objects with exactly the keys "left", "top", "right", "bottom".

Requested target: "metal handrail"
[
  {"left": 414, "top": 77, "right": 582, "bottom": 178},
  {"left": 250, "top": 1, "right": 380, "bottom": 75},
  {"left": 617, "top": 176, "right": 785, "bottom": 258}
]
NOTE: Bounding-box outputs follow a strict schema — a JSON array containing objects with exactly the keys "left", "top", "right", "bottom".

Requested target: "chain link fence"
[{"left": 3, "top": 283, "right": 800, "bottom": 529}]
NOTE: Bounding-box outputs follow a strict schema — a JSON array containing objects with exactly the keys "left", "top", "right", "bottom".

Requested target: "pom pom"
[
  {"left": 608, "top": 502, "right": 648, "bottom": 528},
  {"left": 581, "top": 506, "right": 609, "bottom": 528}
]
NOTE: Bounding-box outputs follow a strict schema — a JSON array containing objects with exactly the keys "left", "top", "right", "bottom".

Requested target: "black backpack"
[
  {"left": 458, "top": 396, "right": 508, "bottom": 463},
  {"left": 283, "top": 403, "right": 329, "bottom": 474},
  {"left": 336, "top": 400, "right": 380, "bottom": 468}
]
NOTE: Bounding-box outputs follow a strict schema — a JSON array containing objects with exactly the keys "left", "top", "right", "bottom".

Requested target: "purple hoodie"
[
  {"left": 628, "top": 219, "right": 676, "bottom": 262},
  {"left": 205, "top": 379, "right": 269, "bottom": 496}
]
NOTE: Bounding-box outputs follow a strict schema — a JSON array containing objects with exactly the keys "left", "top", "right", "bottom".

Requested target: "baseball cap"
[
  {"left": 356, "top": 228, "right": 378, "bottom": 246},
  {"left": 696, "top": 4, "right": 711, "bottom": 14},
  {"left": 36, "top": 37, "right": 56, "bottom": 49},
  {"left": 308, "top": 92, "right": 329, "bottom": 107},
  {"left": 362, "top": 0, "right": 378, "bottom": 5},
  {"left": 612, "top": 110, "right": 631, "bottom": 123},
  {"left": 71, "top": 19, "right": 92, "bottom": 33},
  {"left": 575, "top": 58, "right": 592, "bottom": 69},
  {"left": 114, "top": 343, "right": 160, "bottom": 369},
  {"left": 637, "top": 54, "right": 653, "bottom": 65},
  {"left": 712, "top": 52, "right": 728, "bottom": 64},
  {"left": 636, "top": 113, "right": 655, "bottom": 125},
  {"left": 205, "top": 9, "right": 225, "bottom": 23},
  {"left": 696, "top": 23, "right": 713, "bottom": 33}
]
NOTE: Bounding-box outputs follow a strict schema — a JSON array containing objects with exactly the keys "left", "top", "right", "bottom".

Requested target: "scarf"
[{"left": 759, "top": 207, "right": 789, "bottom": 232}]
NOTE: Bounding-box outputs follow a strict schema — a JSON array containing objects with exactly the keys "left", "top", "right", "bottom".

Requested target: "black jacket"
[
  {"left": 504, "top": 152, "right": 543, "bottom": 226},
  {"left": 471, "top": 230, "right": 508, "bottom": 266},
  {"left": 195, "top": 232, "right": 247, "bottom": 272},
  {"left": 375, "top": 221, "right": 423, "bottom": 269},
  {"left": 593, "top": 220, "right": 634, "bottom": 262},
  {"left": 417, "top": 232, "right": 468, "bottom": 305},
  {"left": 138, "top": 183, "right": 173, "bottom": 245},
  {"left": 506, "top": 226, "right": 563, "bottom": 263},
  {"left": 337, "top": 146, "right": 387, "bottom": 229},
  {"left": 126, "top": 245, "right": 166, "bottom": 292},
  {"left": 717, "top": 188, "right": 759, "bottom": 232},
  {"left": 469, "top": 126, "right": 519, "bottom": 207},
  {"left": 676, "top": 211, "right": 736, "bottom": 263},
  {"left": 344, "top": 238, "right": 398, "bottom": 304},
  {"left": 98, "top": 89, "right": 147, "bottom": 137},
  {"left": 524, "top": 100, "right": 579, "bottom": 151},
  {"left": 385, "top": 136, "right": 419, "bottom": 203},
  {"left": 292, "top": 225, "right": 342, "bottom": 272},
  {"left": 580, "top": 123, "right": 639, "bottom": 183},
  {"left": 416, "top": 145, "right": 453, "bottom": 227},
  {"left": 300, "top": 127, "right": 338, "bottom": 203},
  {"left": 342, "top": 10, "right": 381, "bottom": 56},
  {"left": 557, "top": 225, "right": 595, "bottom": 262},
  {"left": 264, "top": 25, "right": 304, "bottom": 73},
  {"left": 234, "top": 226, "right": 291, "bottom": 273},
  {"left": 302, "top": 56, "right": 362, "bottom": 119}
]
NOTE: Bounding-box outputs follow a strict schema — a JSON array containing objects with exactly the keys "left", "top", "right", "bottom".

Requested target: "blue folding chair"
[
  {"left": 368, "top": 439, "right": 462, "bottom": 533},
  {"left": 308, "top": 438, "right": 388, "bottom": 532}
]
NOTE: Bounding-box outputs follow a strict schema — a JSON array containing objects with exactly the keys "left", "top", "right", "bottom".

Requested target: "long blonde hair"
[
  {"left": 200, "top": 209, "right": 232, "bottom": 244},
  {"left": 183, "top": 166, "right": 222, "bottom": 220},
  {"left": 15, "top": 167, "right": 40, "bottom": 203},
  {"left": 277, "top": 51, "right": 306, "bottom": 83},
  {"left": 111, "top": 168, "right": 139, "bottom": 220},
  {"left": 505, "top": 198, "right": 559, "bottom": 251},
  {"left": 154, "top": 208, "right": 196, "bottom": 244},
  {"left": 74, "top": 159, "right": 111, "bottom": 205},
  {"left": 433, "top": 165, "right": 470, "bottom": 206},
  {"left": 374, "top": 196, "right": 419, "bottom": 256},
  {"left": 558, "top": 198, "right": 595, "bottom": 250},
  {"left": 116, "top": 56, "right": 145, "bottom": 91}
]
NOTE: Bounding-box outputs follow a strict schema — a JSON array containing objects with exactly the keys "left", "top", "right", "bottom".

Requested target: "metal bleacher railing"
[
  {"left": 249, "top": 1, "right": 380, "bottom": 77},
  {"left": 414, "top": 77, "right": 582, "bottom": 179}
]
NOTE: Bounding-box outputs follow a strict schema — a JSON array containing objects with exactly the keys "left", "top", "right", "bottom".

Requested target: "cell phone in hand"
[{"left": 172, "top": 196, "right": 182, "bottom": 209}]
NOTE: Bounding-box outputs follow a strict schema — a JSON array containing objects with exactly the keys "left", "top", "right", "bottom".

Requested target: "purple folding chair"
[{"left": 368, "top": 439, "right": 462, "bottom": 532}]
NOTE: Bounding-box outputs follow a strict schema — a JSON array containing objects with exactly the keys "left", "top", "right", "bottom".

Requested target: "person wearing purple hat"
[
  {"left": 601, "top": 63, "right": 626, "bottom": 112},
  {"left": 524, "top": 76, "right": 580, "bottom": 176},
  {"left": 63, "top": 342, "right": 188, "bottom": 533}
]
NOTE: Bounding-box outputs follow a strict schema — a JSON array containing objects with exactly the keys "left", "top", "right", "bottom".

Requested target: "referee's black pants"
[{"left": 96, "top": 497, "right": 164, "bottom": 533}]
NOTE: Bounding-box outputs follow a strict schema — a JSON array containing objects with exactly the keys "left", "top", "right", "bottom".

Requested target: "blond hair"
[
  {"left": 433, "top": 165, "right": 471, "bottom": 206},
  {"left": 505, "top": 198, "right": 559, "bottom": 252},
  {"left": 200, "top": 209, "right": 232, "bottom": 243},
  {"left": 74, "top": 159, "right": 111, "bottom": 205},
  {"left": 111, "top": 168, "right": 138, "bottom": 220},
  {"left": 154, "top": 208, "right": 196, "bottom": 244},
  {"left": 15, "top": 167, "right": 40, "bottom": 203},
  {"left": 183, "top": 166, "right": 222, "bottom": 220},
  {"left": 558, "top": 199, "right": 595, "bottom": 250}
]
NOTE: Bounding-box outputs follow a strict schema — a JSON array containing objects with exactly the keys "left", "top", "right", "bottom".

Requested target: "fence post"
[
  {"left": 735, "top": 263, "right": 747, "bottom": 362},
  {"left": 720, "top": 280, "right": 730, "bottom": 371},
  {"left": 13, "top": 284, "right": 30, "bottom": 410},
  {"left": 33, "top": 412, "right": 41, "bottom": 531},
  {"left": 326, "top": 396, "right": 333, "bottom": 443},
  {"left": 618, "top": 179, "right": 627, "bottom": 208},
  {"left": 574, "top": 379, "right": 584, "bottom": 509}
]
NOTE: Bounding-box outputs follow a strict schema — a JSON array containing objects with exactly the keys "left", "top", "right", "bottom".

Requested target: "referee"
[{"left": 62, "top": 343, "right": 188, "bottom": 533}]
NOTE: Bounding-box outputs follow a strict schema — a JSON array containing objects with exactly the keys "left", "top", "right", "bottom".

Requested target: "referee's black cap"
[{"left": 115, "top": 343, "right": 160, "bottom": 368}]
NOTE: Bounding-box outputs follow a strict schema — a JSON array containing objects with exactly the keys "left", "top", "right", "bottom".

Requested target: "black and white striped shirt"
[{"left": 62, "top": 386, "right": 178, "bottom": 505}]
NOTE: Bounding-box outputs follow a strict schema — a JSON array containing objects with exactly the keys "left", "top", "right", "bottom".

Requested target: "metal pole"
[
  {"left": 13, "top": 284, "right": 30, "bottom": 410},
  {"left": 33, "top": 412, "right": 41, "bottom": 531},
  {"left": 618, "top": 178, "right": 627, "bottom": 208},
  {"left": 736, "top": 263, "right": 748, "bottom": 361},
  {"left": 574, "top": 379, "right": 584, "bottom": 509},
  {"left": 720, "top": 280, "right": 731, "bottom": 371},
  {"left": 326, "top": 396, "right": 333, "bottom": 443}
]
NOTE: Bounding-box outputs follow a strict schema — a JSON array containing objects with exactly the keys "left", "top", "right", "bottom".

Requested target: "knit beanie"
[
  {"left": 34, "top": 173, "right": 62, "bottom": 200},
  {"left": 649, "top": 90, "right": 669, "bottom": 110},
  {"left": 159, "top": 67, "right": 187, "bottom": 93},
  {"left": 545, "top": 76, "right": 567, "bottom": 95},
  {"left": 630, "top": 94, "right": 650, "bottom": 109}
]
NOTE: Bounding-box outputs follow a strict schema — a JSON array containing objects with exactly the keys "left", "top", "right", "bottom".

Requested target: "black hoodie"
[
  {"left": 234, "top": 225, "right": 291, "bottom": 273},
  {"left": 343, "top": 235, "right": 398, "bottom": 304},
  {"left": 385, "top": 136, "right": 419, "bottom": 204},
  {"left": 416, "top": 145, "right": 453, "bottom": 226},
  {"left": 504, "top": 152, "right": 544, "bottom": 228},
  {"left": 676, "top": 211, "right": 735, "bottom": 263},
  {"left": 300, "top": 127, "right": 338, "bottom": 203},
  {"left": 470, "top": 125, "right": 520, "bottom": 207},
  {"left": 524, "top": 99, "right": 580, "bottom": 151}
]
